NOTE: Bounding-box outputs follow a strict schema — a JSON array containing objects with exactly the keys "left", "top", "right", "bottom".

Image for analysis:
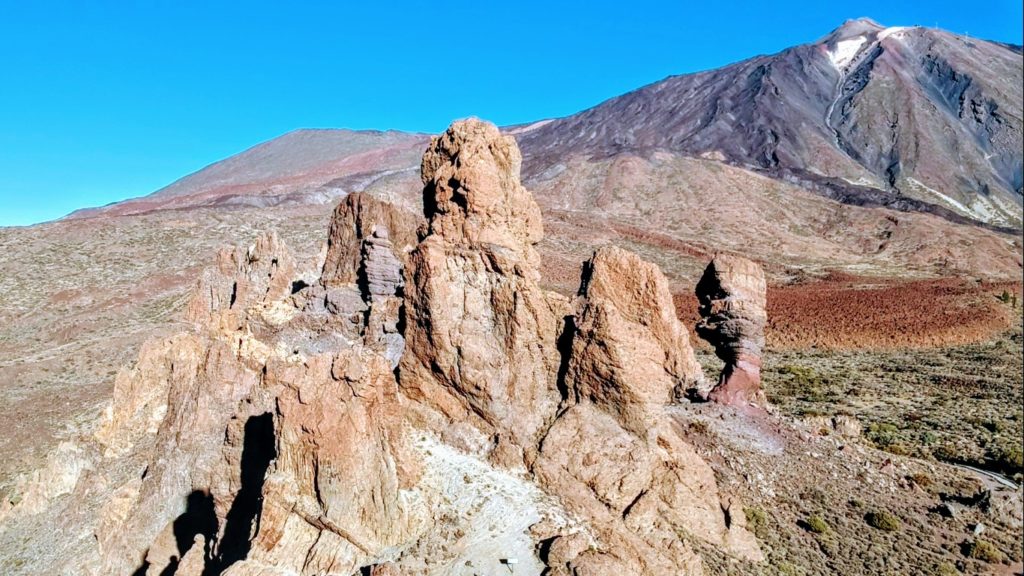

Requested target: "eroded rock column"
[
  {"left": 532, "top": 246, "right": 760, "bottom": 574},
  {"left": 399, "top": 118, "right": 563, "bottom": 459},
  {"left": 695, "top": 254, "right": 768, "bottom": 407}
]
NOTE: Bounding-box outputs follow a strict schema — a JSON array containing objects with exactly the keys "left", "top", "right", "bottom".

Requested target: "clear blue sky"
[{"left": 1, "top": 1, "right": 1021, "bottom": 226}]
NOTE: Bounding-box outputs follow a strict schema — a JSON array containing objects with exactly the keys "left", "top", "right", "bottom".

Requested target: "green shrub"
[
  {"left": 804, "top": 515, "right": 830, "bottom": 534},
  {"left": 779, "top": 364, "right": 821, "bottom": 383},
  {"left": 866, "top": 422, "right": 900, "bottom": 448},
  {"left": 864, "top": 510, "right": 900, "bottom": 531},
  {"left": 962, "top": 539, "right": 1004, "bottom": 563},
  {"left": 744, "top": 506, "right": 769, "bottom": 540}
]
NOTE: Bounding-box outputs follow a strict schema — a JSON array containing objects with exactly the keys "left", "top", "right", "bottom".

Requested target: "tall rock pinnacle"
[
  {"left": 695, "top": 254, "right": 768, "bottom": 407},
  {"left": 400, "top": 118, "right": 563, "bottom": 458}
]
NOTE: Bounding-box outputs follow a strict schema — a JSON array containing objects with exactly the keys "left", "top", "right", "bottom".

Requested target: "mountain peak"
[{"left": 824, "top": 17, "right": 885, "bottom": 43}]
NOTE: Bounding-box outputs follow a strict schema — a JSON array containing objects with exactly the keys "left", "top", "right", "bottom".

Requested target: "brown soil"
[{"left": 676, "top": 275, "right": 1022, "bottom": 350}]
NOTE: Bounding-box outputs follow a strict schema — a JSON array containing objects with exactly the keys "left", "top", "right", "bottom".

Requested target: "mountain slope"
[
  {"left": 517, "top": 18, "right": 1023, "bottom": 227},
  {"left": 68, "top": 129, "right": 429, "bottom": 218}
]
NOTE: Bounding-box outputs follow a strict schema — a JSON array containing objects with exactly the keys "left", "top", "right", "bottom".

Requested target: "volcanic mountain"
[
  {"left": 67, "top": 129, "right": 429, "bottom": 217},
  {"left": 517, "top": 18, "right": 1024, "bottom": 228},
  {"left": 69, "top": 20, "right": 1023, "bottom": 230}
]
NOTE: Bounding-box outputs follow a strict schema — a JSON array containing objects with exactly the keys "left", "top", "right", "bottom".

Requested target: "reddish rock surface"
[
  {"left": 695, "top": 254, "right": 768, "bottom": 407},
  {"left": 320, "top": 192, "right": 422, "bottom": 288},
  {"left": 569, "top": 246, "right": 705, "bottom": 432},
  {"left": 531, "top": 246, "right": 760, "bottom": 573}
]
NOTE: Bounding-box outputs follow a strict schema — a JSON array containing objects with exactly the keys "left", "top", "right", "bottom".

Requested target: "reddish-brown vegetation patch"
[{"left": 676, "top": 276, "right": 1021, "bottom": 350}]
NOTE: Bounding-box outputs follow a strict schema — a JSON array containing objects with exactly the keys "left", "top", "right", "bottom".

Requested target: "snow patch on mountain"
[
  {"left": 878, "top": 26, "right": 910, "bottom": 41},
  {"left": 828, "top": 37, "right": 867, "bottom": 69}
]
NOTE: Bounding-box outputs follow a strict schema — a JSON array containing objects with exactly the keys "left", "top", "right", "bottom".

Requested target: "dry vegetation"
[
  {"left": 679, "top": 400, "right": 1023, "bottom": 576},
  {"left": 749, "top": 324, "right": 1024, "bottom": 482}
]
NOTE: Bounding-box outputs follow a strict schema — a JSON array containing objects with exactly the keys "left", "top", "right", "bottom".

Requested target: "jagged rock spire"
[{"left": 695, "top": 254, "right": 768, "bottom": 407}]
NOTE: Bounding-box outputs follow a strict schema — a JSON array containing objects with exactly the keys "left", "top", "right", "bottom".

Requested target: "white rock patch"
[
  {"left": 828, "top": 36, "right": 867, "bottom": 69},
  {"left": 403, "top": 435, "right": 581, "bottom": 576}
]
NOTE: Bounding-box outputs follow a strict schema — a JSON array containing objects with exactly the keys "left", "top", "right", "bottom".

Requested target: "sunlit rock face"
[
  {"left": 77, "top": 119, "right": 765, "bottom": 576},
  {"left": 399, "top": 118, "right": 564, "bottom": 459}
]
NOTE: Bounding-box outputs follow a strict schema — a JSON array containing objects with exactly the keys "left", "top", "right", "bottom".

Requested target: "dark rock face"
[{"left": 695, "top": 255, "right": 768, "bottom": 408}]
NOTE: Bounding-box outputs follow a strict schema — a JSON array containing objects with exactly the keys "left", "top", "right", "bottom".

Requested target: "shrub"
[
  {"left": 962, "top": 539, "right": 1004, "bottom": 563},
  {"left": 987, "top": 444, "right": 1024, "bottom": 476},
  {"left": 744, "top": 506, "right": 769, "bottom": 540},
  {"left": 804, "top": 515, "right": 830, "bottom": 534},
  {"left": 932, "top": 443, "right": 964, "bottom": 464},
  {"left": 778, "top": 364, "right": 828, "bottom": 400},
  {"left": 865, "top": 510, "right": 900, "bottom": 531},
  {"left": 866, "top": 422, "right": 900, "bottom": 448},
  {"left": 908, "top": 473, "right": 932, "bottom": 489}
]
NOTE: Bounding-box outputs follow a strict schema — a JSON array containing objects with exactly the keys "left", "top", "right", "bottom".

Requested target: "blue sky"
[{"left": 1, "top": 1, "right": 1021, "bottom": 226}]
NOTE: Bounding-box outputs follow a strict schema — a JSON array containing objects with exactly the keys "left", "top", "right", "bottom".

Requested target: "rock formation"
[
  {"left": 185, "top": 230, "right": 298, "bottom": 328},
  {"left": 359, "top": 226, "right": 406, "bottom": 367},
  {"left": 76, "top": 119, "right": 768, "bottom": 576},
  {"left": 568, "top": 246, "right": 705, "bottom": 433},
  {"left": 92, "top": 219, "right": 427, "bottom": 576},
  {"left": 399, "top": 118, "right": 563, "bottom": 460},
  {"left": 320, "top": 192, "right": 422, "bottom": 288},
  {"left": 695, "top": 254, "right": 768, "bottom": 407},
  {"left": 531, "top": 246, "right": 760, "bottom": 573},
  {"left": 359, "top": 226, "right": 404, "bottom": 302},
  {"left": 0, "top": 441, "right": 91, "bottom": 524},
  {"left": 223, "top": 349, "right": 423, "bottom": 575}
]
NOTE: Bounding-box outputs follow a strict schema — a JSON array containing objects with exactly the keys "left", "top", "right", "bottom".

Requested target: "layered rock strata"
[{"left": 320, "top": 192, "right": 422, "bottom": 288}]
